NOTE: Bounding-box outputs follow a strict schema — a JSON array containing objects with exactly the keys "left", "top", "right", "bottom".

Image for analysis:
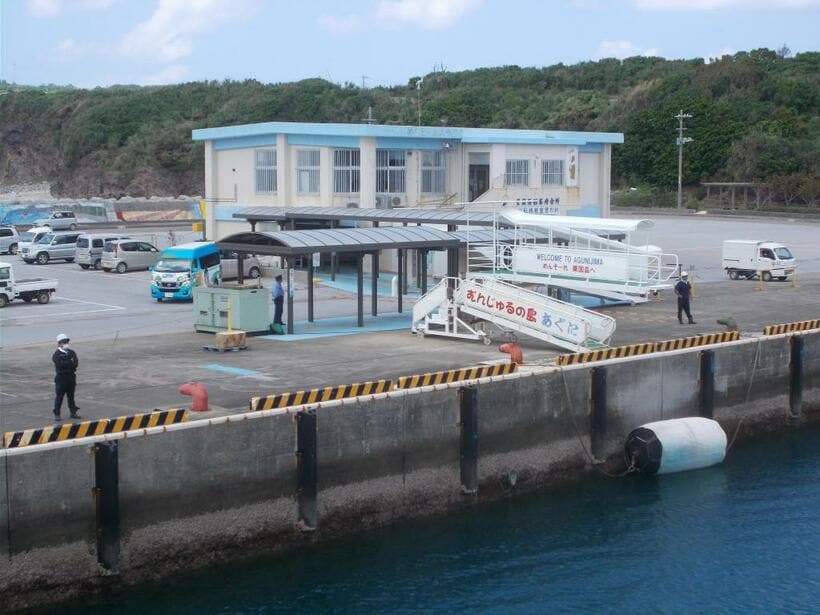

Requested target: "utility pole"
[
  {"left": 361, "top": 106, "right": 376, "bottom": 124},
  {"left": 675, "top": 110, "right": 693, "bottom": 211},
  {"left": 361, "top": 75, "right": 370, "bottom": 89},
  {"left": 416, "top": 78, "right": 423, "bottom": 127}
]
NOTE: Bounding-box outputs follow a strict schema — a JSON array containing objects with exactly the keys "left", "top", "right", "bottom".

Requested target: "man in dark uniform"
[
  {"left": 53, "top": 333, "right": 81, "bottom": 421},
  {"left": 674, "top": 271, "right": 696, "bottom": 325},
  {"left": 271, "top": 274, "right": 285, "bottom": 327}
]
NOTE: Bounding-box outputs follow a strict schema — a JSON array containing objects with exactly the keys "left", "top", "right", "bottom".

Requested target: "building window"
[
  {"left": 297, "top": 149, "right": 320, "bottom": 194},
  {"left": 541, "top": 159, "right": 564, "bottom": 186},
  {"left": 333, "top": 149, "right": 360, "bottom": 193},
  {"left": 505, "top": 159, "right": 529, "bottom": 186},
  {"left": 421, "top": 150, "right": 447, "bottom": 194},
  {"left": 376, "top": 149, "right": 406, "bottom": 193},
  {"left": 255, "top": 149, "right": 277, "bottom": 194}
]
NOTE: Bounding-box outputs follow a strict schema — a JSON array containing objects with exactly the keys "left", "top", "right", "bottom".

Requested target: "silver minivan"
[
  {"left": 16, "top": 226, "right": 51, "bottom": 258},
  {"left": 101, "top": 239, "right": 160, "bottom": 273},
  {"left": 219, "top": 250, "right": 262, "bottom": 280},
  {"left": 33, "top": 210, "right": 78, "bottom": 230},
  {"left": 22, "top": 231, "right": 82, "bottom": 264},
  {"left": 75, "top": 233, "right": 130, "bottom": 270},
  {"left": 0, "top": 226, "right": 20, "bottom": 255}
]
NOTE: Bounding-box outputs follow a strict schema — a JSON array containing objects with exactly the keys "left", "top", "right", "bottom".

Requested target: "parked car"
[
  {"left": 101, "top": 239, "right": 160, "bottom": 273},
  {"left": 21, "top": 231, "right": 82, "bottom": 264},
  {"left": 0, "top": 225, "right": 20, "bottom": 255},
  {"left": 75, "top": 233, "right": 130, "bottom": 270},
  {"left": 0, "top": 261, "right": 58, "bottom": 307},
  {"left": 33, "top": 210, "right": 78, "bottom": 230},
  {"left": 219, "top": 250, "right": 262, "bottom": 280},
  {"left": 15, "top": 226, "right": 52, "bottom": 258}
]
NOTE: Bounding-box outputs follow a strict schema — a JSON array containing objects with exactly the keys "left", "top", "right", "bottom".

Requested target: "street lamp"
[{"left": 675, "top": 110, "right": 693, "bottom": 211}]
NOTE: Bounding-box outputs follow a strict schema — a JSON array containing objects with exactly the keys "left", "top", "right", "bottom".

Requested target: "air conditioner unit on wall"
[
  {"left": 346, "top": 201, "right": 359, "bottom": 209},
  {"left": 390, "top": 195, "right": 406, "bottom": 208}
]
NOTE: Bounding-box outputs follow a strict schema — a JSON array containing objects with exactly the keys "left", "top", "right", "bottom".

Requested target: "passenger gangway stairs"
[
  {"left": 466, "top": 211, "right": 680, "bottom": 304},
  {"left": 412, "top": 277, "right": 615, "bottom": 352}
]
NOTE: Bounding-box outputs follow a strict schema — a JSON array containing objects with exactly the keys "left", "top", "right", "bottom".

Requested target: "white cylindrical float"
[{"left": 625, "top": 417, "right": 727, "bottom": 475}]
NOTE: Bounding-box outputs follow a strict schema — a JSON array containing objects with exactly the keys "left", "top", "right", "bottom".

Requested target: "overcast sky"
[{"left": 1, "top": 0, "right": 818, "bottom": 88}]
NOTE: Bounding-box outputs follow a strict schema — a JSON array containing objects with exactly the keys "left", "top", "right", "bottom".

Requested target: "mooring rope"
[
  {"left": 559, "top": 367, "right": 634, "bottom": 478},
  {"left": 726, "top": 337, "right": 763, "bottom": 453}
]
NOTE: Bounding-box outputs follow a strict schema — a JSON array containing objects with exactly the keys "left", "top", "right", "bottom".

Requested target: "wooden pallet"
[{"left": 202, "top": 345, "right": 248, "bottom": 353}]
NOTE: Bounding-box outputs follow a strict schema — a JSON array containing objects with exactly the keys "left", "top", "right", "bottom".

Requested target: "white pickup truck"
[
  {"left": 0, "top": 261, "right": 58, "bottom": 307},
  {"left": 722, "top": 240, "right": 796, "bottom": 281}
]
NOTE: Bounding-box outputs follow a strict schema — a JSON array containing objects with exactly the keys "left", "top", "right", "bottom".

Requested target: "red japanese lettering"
[{"left": 526, "top": 308, "right": 537, "bottom": 323}]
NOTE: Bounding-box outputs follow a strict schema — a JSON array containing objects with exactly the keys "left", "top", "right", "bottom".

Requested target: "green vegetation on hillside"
[{"left": 0, "top": 48, "right": 817, "bottom": 207}]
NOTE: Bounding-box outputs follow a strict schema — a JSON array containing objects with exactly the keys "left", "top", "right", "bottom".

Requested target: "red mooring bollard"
[
  {"left": 499, "top": 342, "right": 523, "bottom": 365},
  {"left": 179, "top": 382, "right": 209, "bottom": 412}
]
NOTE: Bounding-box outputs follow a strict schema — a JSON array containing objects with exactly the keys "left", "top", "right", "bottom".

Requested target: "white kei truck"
[
  {"left": 722, "top": 240, "right": 796, "bottom": 281},
  {"left": 0, "top": 261, "right": 58, "bottom": 307}
]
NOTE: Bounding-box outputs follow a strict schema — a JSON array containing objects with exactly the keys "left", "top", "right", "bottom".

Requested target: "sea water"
[{"left": 55, "top": 425, "right": 819, "bottom": 614}]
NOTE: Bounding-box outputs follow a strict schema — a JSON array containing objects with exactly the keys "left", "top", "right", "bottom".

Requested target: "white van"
[
  {"left": 722, "top": 240, "right": 796, "bottom": 281},
  {"left": 16, "top": 226, "right": 51, "bottom": 257}
]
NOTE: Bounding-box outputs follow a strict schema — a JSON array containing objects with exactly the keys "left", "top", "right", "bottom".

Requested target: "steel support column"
[
  {"left": 397, "top": 248, "right": 404, "bottom": 313},
  {"left": 371, "top": 251, "right": 379, "bottom": 317},
  {"left": 286, "top": 256, "right": 294, "bottom": 334},
  {"left": 357, "top": 254, "right": 364, "bottom": 327},
  {"left": 420, "top": 249, "right": 428, "bottom": 295},
  {"left": 307, "top": 255, "right": 314, "bottom": 323}
]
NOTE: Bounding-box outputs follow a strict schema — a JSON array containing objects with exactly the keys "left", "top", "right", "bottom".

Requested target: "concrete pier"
[{"left": 1, "top": 273, "right": 819, "bottom": 611}]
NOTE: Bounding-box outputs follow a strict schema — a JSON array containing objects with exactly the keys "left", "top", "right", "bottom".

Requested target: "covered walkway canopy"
[
  {"left": 232, "top": 206, "right": 500, "bottom": 229},
  {"left": 218, "top": 226, "right": 463, "bottom": 333}
]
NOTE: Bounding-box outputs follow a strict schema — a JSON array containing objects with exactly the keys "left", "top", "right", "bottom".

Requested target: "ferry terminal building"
[{"left": 191, "top": 121, "right": 624, "bottom": 242}]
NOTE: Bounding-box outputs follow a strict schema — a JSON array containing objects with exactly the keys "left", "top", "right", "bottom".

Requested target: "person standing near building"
[
  {"left": 52, "top": 333, "right": 81, "bottom": 421},
  {"left": 675, "top": 271, "right": 696, "bottom": 325},
  {"left": 271, "top": 274, "right": 285, "bottom": 328}
]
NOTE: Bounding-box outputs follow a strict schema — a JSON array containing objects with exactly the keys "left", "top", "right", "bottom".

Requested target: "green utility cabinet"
[{"left": 193, "top": 284, "right": 270, "bottom": 333}]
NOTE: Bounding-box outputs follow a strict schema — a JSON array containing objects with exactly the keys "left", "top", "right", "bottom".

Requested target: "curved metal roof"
[
  {"left": 498, "top": 210, "right": 654, "bottom": 232},
  {"left": 218, "top": 226, "right": 460, "bottom": 256},
  {"left": 232, "top": 206, "right": 498, "bottom": 226}
]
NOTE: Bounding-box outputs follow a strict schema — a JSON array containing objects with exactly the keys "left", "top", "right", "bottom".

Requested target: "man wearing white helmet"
[
  {"left": 52, "top": 333, "right": 81, "bottom": 421},
  {"left": 674, "top": 271, "right": 696, "bottom": 325}
]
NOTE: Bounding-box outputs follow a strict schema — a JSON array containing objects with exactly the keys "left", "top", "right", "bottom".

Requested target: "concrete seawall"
[{"left": 1, "top": 331, "right": 818, "bottom": 610}]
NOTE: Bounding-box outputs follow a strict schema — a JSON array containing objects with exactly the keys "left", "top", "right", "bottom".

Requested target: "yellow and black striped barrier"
[
  {"left": 2, "top": 408, "right": 188, "bottom": 449},
  {"left": 250, "top": 380, "right": 392, "bottom": 411},
  {"left": 654, "top": 331, "right": 739, "bottom": 352},
  {"left": 395, "top": 363, "right": 518, "bottom": 389},
  {"left": 763, "top": 319, "right": 820, "bottom": 336},
  {"left": 556, "top": 331, "right": 740, "bottom": 366},
  {"left": 556, "top": 342, "right": 655, "bottom": 366}
]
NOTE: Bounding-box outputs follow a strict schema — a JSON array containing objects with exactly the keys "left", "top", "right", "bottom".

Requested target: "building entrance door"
[{"left": 469, "top": 164, "right": 489, "bottom": 201}]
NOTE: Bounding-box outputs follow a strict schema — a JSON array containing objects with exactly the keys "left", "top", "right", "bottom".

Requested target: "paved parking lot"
[{"left": 1, "top": 213, "right": 818, "bottom": 435}]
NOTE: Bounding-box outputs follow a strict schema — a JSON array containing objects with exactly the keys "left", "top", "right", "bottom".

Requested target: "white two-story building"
[{"left": 191, "top": 121, "right": 623, "bottom": 239}]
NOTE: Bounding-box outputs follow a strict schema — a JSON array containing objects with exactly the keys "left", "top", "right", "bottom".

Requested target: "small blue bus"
[{"left": 150, "top": 242, "right": 221, "bottom": 301}]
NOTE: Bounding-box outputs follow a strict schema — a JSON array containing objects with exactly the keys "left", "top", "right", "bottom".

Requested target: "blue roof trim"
[
  {"left": 579, "top": 143, "right": 603, "bottom": 153},
  {"left": 375, "top": 137, "right": 446, "bottom": 150},
  {"left": 288, "top": 134, "right": 360, "bottom": 148},
  {"left": 213, "top": 135, "right": 278, "bottom": 151},
  {"left": 192, "top": 121, "right": 623, "bottom": 146},
  {"left": 461, "top": 135, "right": 588, "bottom": 145}
]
